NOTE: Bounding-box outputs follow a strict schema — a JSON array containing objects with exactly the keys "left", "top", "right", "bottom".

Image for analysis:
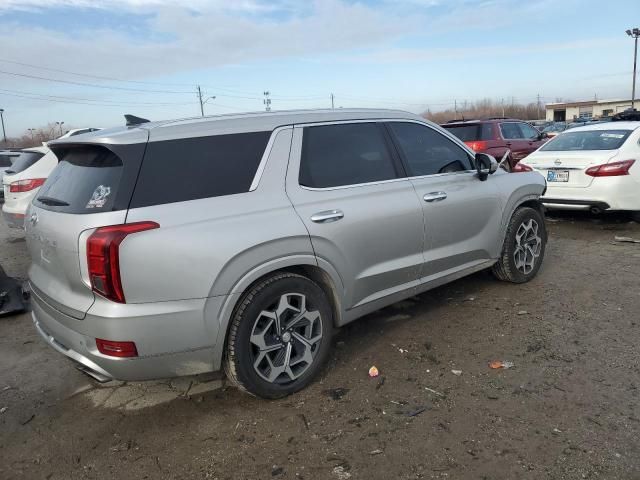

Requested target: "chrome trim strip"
[
  {"left": 249, "top": 125, "right": 293, "bottom": 191},
  {"left": 300, "top": 177, "right": 410, "bottom": 192}
]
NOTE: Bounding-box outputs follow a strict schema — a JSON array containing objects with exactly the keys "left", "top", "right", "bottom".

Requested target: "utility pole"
[
  {"left": 197, "top": 85, "right": 205, "bottom": 117},
  {"left": 55, "top": 121, "right": 64, "bottom": 136},
  {"left": 501, "top": 98, "right": 505, "bottom": 117},
  {"left": 28, "top": 128, "right": 35, "bottom": 141},
  {"left": 331, "top": 93, "right": 335, "bottom": 109},
  {"left": 454, "top": 99, "right": 458, "bottom": 118},
  {"left": 626, "top": 28, "right": 639, "bottom": 109},
  {"left": 0, "top": 109, "right": 6, "bottom": 144},
  {"left": 263, "top": 91, "right": 271, "bottom": 112}
]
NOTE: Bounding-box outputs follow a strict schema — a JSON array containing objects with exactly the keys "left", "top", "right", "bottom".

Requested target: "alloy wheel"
[
  {"left": 513, "top": 219, "right": 542, "bottom": 275},
  {"left": 250, "top": 293, "right": 323, "bottom": 384}
]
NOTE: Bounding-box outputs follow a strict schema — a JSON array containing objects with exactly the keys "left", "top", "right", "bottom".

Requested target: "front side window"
[
  {"left": 499, "top": 122, "right": 524, "bottom": 139},
  {"left": 540, "top": 130, "right": 632, "bottom": 151},
  {"left": 519, "top": 123, "right": 541, "bottom": 140},
  {"left": 299, "top": 123, "right": 398, "bottom": 188},
  {"left": 388, "top": 122, "right": 473, "bottom": 176}
]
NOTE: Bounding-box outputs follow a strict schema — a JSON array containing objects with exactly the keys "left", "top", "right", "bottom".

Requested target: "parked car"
[
  {"left": 2, "top": 146, "right": 58, "bottom": 228},
  {"left": 442, "top": 118, "right": 549, "bottom": 171},
  {"left": 57, "top": 127, "right": 103, "bottom": 139},
  {"left": 542, "top": 122, "right": 569, "bottom": 138},
  {"left": 28, "top": 109, "right": 547, "bottom": 398},
  {"left": 0, "top": 150, "right": 21, "bottom": 200},
  {"left": 518, "top": 122, "right": 640, "bottom": 217}
]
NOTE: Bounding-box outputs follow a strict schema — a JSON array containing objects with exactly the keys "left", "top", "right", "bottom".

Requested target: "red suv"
[{"left": 441, "top": 118, "right": 549, "bottom": 171}]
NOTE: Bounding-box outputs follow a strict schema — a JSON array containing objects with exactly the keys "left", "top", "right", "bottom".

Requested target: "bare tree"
[
  {"left": 2, "top": 123, "right": 74, "bottom": 149},
  {"left": 423, "top": 99, "right": 543, "bottom": 124}
]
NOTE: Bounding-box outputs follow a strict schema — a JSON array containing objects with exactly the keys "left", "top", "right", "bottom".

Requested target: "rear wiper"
[{"left": 37, "top": 196, "right": 69, "bottom": 206}]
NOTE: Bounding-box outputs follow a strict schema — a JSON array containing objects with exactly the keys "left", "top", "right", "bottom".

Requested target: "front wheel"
[
  {"left": 493, "top": 207, "right": 546, "bottom": 283},
  {"left": 224, "top": 273, "right": 333, "bottom": 399}
]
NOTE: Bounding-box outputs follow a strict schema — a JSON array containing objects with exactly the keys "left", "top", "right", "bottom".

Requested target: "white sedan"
[{"left": 516, "top": 121, "right": 640, "bottom": 218}]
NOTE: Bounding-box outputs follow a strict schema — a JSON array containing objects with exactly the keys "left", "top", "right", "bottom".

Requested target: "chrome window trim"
[
  {"left": 299, "top": 177, "right": 410, "bottom": 192},
  {"left": 249, "top": 125, "right": 293, "bottom": 191}
]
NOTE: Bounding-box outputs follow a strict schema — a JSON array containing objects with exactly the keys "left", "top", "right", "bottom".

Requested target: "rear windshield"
[
  {"left": 34, "top": 147, "right": 123, "bottom": 214},
  {"left": 540, "top": 130, "right": 632, "bottom": 151},
  {"left": 4, "top": 151, "right": 44, "bottom": 174},
  {"left": 442, "top": 124, "right": 493, "bottom": 142},
  {"left": 0, "top": 154, "right": 15, "bottom": 167}
]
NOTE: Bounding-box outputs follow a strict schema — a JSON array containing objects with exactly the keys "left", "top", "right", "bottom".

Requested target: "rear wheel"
[
  {"left": 224, "top": 273, "right": 333, "bottom": 399},
  {"left": 493, "top": 207, "right": 546, "bottom": 283}
]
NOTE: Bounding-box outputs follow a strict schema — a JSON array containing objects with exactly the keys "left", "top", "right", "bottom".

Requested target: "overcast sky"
[{"left": 0, "top": 0, "right": 638, "bottom": 136}]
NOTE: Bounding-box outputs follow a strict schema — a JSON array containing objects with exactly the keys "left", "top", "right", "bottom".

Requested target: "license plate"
[{"left": 547, "top": 170, "right": 569, "bottom": 182}]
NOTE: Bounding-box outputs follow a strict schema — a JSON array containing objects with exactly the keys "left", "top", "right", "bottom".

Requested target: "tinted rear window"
[
  {"left": 443, "top": 124, "right": 493, "bottom": 142},
  {"left": 130, "top": 131, "right": 270, "bottom": 208},
  {"left": 540, "top": 130, "right": 632, "bottom": 151},
  {"left": 0, "top": 154, "right": 14, "bottom": 167},
  {"left": 34, "top": 147, "right": 123, "bottom": 214},
  {"left": 5, "top": 151, "right": 44, "bottom": 174}
]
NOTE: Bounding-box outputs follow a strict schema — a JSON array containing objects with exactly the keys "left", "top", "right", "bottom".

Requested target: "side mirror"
[
  {"left": 538, "top": 132, "right": 549, "bottom": 140},
  {"left": 475, "top": 153, "right": 498, "bottom": 181}
]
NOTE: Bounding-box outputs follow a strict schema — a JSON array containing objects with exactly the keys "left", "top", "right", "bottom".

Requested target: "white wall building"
[{"left": 545, "top": 98, "right": 638, "bottom": 122}]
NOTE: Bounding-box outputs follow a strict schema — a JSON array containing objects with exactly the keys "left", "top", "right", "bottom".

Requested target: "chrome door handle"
[
  {"left": 310, "top": 209, "right": 344, "bottom": 223},
  {"left": 423, "top": 192, "right": 447, "bottom": 203}
]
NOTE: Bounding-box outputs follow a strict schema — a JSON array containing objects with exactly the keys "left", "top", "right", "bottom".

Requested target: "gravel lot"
[{"left": 1, "top": 211, "right": 639, "bottom": 480}]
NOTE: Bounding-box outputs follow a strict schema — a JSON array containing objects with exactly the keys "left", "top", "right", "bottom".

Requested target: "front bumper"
[{"left": 31, "top": 286, "right": 225, "bottom": 381}]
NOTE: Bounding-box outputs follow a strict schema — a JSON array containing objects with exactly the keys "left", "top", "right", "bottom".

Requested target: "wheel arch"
[{"left": 209, "top": 258, "right": 344, "bottom": 370}]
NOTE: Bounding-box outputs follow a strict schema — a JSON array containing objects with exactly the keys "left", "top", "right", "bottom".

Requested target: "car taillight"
[
  {"left": 9, "top": 178, "right": 46, "bottom": 192},
  {"left": 96, "top": 338, "right": 138, "bottom": 358},
  {"left": 512, "top": 162, "right": 533, "bottom": 172},
  {"left": 585, "top": 159, "right": 635, "bottom": 177},
  {"left": 87, "top": 222, "right": 159, "bottom": 303},
  {"left": 465, "top": 141, "right": 488, "bottom": 152}
]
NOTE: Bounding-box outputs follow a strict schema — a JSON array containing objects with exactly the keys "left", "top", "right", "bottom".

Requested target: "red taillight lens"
[
  {"left": 512, "top": 162, "right": 533, "bottom": 172},
  {"left": 87, "top": 222, "right": 159, "bottom": 303},
  {"left": 9, "top": 178, "right": 46, "bottom": 193},
  {"left": 585, "top": 159, "right": 635, "bottom": 177},
  {"left": 96, "top": 338, "right": 138, "bottom": 358},
  {"left": 465, "top": 140, "right": 488, "bottom": 152}
]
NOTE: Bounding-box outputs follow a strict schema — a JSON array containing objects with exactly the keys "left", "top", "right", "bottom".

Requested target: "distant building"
[{"left": 545, "top": 99, "right": 638, "bottom": 122}]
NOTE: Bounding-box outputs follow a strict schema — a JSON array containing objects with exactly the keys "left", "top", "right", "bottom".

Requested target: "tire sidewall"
[{"left": 230, "top": 276, "right": 333, "bottom": 398}]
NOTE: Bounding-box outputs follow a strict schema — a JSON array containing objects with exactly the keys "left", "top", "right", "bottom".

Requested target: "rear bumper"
[
  {"left": 541, "top": 175, "right": 640, "bottom": 211},
  {"left": 31, "top": 286, "right": 226, "bottom": 381},
  {"left": 2, "top": 209, "right": 25, "bottom": 229}
]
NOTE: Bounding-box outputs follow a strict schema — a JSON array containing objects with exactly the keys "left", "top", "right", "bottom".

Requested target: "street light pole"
[
  {"left": 0, "top": 109, "right": 6, "bottom": 144},
  {"left": 56, "top": 121, "right": 64, "bottom": 136},
  {"left": 626, "top": 28, "right": 640, "bottom": 110}
]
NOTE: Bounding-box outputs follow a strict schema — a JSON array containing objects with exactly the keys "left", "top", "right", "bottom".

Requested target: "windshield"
[
  {"left": 540, "top": 130, "right": 632, "bottom": 151},
  {"left": 4, "top": 151, "right": 45, "bottom": 174}
]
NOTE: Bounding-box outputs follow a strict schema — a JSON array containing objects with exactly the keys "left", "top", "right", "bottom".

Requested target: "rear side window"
[
  {"left": 300, "top": 123, "right": 398, "bottom": 188},
  {"left": 34, "top": 147, "right": 123, "bottom": 213},
  {"left": 389, "top": 122, "right": 473, "bottom": 176},
  {"left": 443, "top": 124, "right": 493, "bottom": 141},
  {"left": 5, "top": 151, "right": 44, "bottom": 174},
  {"left": 130, "top": 131, "right": 270, "bottom": 208}
]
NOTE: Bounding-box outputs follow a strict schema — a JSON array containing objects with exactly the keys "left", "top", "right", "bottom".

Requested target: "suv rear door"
[
  {"left": 286, "top": 121, "right": 425, "bottom": 312},
  {"left": 26, "top": 141, "right": 146, "bottom": 319},
  {"left": 386, "top": 121, "right": 502, "bottom": 280}
]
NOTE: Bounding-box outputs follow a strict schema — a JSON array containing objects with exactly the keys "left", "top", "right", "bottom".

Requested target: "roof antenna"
[{"left": 124, "top": 114, "right": 150, "bottom": 126}]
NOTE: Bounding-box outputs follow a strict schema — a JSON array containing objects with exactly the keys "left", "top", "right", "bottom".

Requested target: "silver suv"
[{"left": 27, "top": 109, "right": 547, "bottom": 398}]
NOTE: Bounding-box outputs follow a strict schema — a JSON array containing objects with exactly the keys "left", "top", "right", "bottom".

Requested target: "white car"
[
  {"left": 57, "top": 127, "right": 102, "bottom": 139},
  {"left": 0, "top": 150, "right": 21, "bottom": 199},
  {"left": 2, "top": 146, "right": 58, "bottom": 228},
  {"left": 517, "top": 122, "right": 640, "bottom": 217}
]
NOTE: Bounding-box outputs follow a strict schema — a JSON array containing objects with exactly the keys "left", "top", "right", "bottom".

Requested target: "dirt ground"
[{"left": 1, "top": 210, "right": 639, "bottom": 480}]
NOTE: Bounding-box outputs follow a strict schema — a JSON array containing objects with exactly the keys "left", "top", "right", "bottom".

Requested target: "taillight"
[
  {"left": 465, "top": 141, "right": 488, "bottom": 152},
  {"left": 9, "top": 178, "right": 46, "bottom": 193},
  {"left": 512, "top": 162, "right": 533, "bottom": 172},
  {"left": 96, "top": 338, "right": 138, "bottom": 358},
  {"left": 585, "top": 159, "right": 635, "bottom": 177},
  {"left": 86, "top": 222, "right": 159, "bottom": 303}
]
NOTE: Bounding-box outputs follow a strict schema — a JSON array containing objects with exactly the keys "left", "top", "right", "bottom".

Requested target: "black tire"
[
  {"left": 224, "top": 272, "right": 333, "bottom": 399},
  {"left": 492, "top": 207, "right": 547, "bottom": 283}
]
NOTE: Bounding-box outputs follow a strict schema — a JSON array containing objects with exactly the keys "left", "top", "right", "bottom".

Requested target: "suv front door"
[
  {"left": 286, "top": 121, "right": 425, "bottom": 314},
  {"left": 386, "top": 121, "right": 502, "bottom": 282},
  {"left": 518, "top": 121, "right": 547, "bottom": 155}
]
